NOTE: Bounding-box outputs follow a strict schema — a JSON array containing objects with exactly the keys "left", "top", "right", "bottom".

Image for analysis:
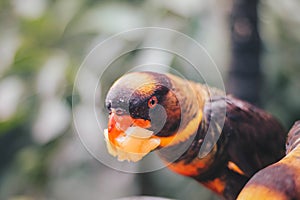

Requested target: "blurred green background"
[{"left": 0, "top": 0, "right": 300, "bottom": 200}]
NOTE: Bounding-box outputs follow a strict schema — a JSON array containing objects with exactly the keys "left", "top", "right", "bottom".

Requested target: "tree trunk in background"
[{"left": 228, "top": 0, "right": 261, "bottom": 105}]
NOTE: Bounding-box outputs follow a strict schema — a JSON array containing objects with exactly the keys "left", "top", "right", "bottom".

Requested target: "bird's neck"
[
  {"left": 156, "top": 78, "right": 220, "bottom": 168},
  {"left": 157, "top": 112, "right": 218, "bottom": 175},
  {"left": 155, "top": 75, "right": 206, "bottom": 148}
]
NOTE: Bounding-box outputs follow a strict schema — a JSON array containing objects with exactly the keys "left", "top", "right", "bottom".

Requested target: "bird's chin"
[{"left": 103, "top": 127, "right": 161, "bottom": 162}]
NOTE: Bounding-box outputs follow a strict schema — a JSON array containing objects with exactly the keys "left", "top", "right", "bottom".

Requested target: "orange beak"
[
  {"left": 107, "top": 111, "right": 151, "bottom": 146},
  {"left": 105, "top": 111, "right": 160, "bottom": 162}
]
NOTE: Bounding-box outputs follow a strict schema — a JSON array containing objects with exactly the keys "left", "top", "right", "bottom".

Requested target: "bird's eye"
[
  {"left": 115, "top": 108, "right": 125, "bottom": 115},
  {"left": 148, "top": 96, "right": 158, "bottom": 108}
]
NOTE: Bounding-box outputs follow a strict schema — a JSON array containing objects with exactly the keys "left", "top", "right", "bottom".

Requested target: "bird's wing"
[{"left": 204, "top": 96, "right": 287, "bottom": 177}]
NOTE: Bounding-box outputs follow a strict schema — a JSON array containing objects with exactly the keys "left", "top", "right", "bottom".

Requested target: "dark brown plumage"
[{"left": 104, "top": 71, "right": 287, "bottom": 200}]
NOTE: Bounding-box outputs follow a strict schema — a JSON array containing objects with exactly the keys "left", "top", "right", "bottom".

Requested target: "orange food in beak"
[
  {"left": 108, "top": 112, "right": 151, "bottom": 145},
  {"left": 108, "top": 112, "right": 131, "bottom": 146},
  {"left": 105, "top": 112, "right": 160, "bottom": 162}
]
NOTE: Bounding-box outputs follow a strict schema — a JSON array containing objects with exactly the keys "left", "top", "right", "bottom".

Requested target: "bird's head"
[{"left": 104, "top": 71, "right": 204, "bottom": 162}]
